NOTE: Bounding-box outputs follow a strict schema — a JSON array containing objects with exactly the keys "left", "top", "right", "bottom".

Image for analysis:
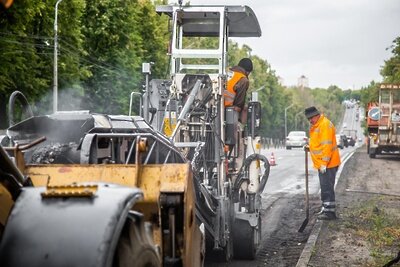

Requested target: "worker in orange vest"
[
  {"left": 224, "top": 58, "right": 253, "bottom": 115},
  {"left": 305, "top": 106, "right": 341, "bottom": 220},
  {"left": 0, "top": 0, "right": 14, "bottom": 9}
]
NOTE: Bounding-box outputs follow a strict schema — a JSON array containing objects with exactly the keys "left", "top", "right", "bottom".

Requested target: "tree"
[
  {"left": 381, "top": 37, "right": 400, "bottom": 83},
  {"left": 0, "top": 0, "right": 86, "bottom": 126},
  {"left": 360, "top": 81, "right": 378, "bottom": 107},
  {"left": 81, "top": 0, "right": 169, "bottom": 115},
  {"left": 0, "top": 0, "right": 51, "bottom": 127}
]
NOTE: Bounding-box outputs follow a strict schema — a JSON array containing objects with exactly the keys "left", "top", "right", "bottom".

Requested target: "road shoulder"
[{"left": 302, "top": 146, "right": 400, "bottom": 266}]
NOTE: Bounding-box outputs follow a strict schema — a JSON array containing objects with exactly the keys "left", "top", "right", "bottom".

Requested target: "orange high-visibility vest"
[
  {"left": 224, "top": 71, "right": 246, "bottom": 107},
  {"left": 309, "top": 114, "right": 341, "bottom": 169}
]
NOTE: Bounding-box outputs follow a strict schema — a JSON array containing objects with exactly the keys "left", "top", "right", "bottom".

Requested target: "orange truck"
[{"left": 366, "top": 84, "right": 400, "bottom": 158}]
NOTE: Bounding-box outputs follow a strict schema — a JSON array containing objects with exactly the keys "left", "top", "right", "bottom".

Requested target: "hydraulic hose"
[{"left": 234, "top": 153, "right": 270, "bottom": 195}]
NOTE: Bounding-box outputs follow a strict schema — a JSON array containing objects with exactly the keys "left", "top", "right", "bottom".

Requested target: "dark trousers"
[{"left": 318, "top": 166, "right": 338, "bottom": 212}]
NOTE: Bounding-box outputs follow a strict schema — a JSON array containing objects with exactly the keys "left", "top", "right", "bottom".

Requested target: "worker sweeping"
[{"left": 305, "top": 106, "right": 341, "bottom": 220}]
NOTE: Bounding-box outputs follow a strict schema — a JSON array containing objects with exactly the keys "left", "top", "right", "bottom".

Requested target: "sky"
[{"left": 170, "top": 0, "right": 400, "bottom": 89}]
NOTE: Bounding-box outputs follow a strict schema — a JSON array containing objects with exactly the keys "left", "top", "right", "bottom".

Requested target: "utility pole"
[
  {"left": 284, "top": 103, "right": 294, "bottom": 139},
  {"left": 53, "top": 0, "right": 63, "bottom": 113}
]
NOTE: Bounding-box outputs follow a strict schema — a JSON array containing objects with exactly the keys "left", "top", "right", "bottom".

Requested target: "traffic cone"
[{"left": 269, "top": 152, "right": 276, "bottom": 166}]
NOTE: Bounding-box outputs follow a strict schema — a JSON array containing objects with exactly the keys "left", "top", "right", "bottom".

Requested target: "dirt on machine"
[
  {"left": 0, "top": 3, "right": 268, "bottom": 267},
  {"left": 366, "top": 83, "right": 400, "bottom": 158}
]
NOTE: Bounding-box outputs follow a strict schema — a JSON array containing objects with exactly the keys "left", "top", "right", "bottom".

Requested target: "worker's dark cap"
[
  {"left": 304, "top": 106, "right": 320, "bottom": 119},
  {"left": 238, "top": 58, "right": 253, "bottom": 73}
]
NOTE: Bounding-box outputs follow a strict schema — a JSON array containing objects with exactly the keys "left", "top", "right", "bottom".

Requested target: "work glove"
[{"left": 319, "top": 165, "right": 327, "bottom": 174}]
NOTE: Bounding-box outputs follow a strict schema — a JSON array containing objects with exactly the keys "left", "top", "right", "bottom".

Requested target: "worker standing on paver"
[
  {"left": 305, "top": 106, "right": 341, "bottom": 220},
  {"left": 224, "top": 58, "right": 253, "bottom": 114}
]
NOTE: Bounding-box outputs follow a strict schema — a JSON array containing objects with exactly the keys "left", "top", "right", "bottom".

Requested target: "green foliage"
[
  {"left": 0, "top": 2, "right": 396, "bottom": 138},
  {"left": 0, "top": 0, "right": 169, "bottom": 118},
  {"left": 134, "top": 0, "right": 170, "bottom": 79},
  {"left": 360, "top": 81, "right": 379, "bottom": 107},
  {"left": 0, "top": 0, "right": 87, "bottom": 117},
  {"left": 285, "top": 86, "right": 344, "bottom": 134},
  {"left": 381, "top": 37, "right": 400, "bottom": 83},
  {"left": 81, "top": 0, "right": 141, "bottom": 114},
  {"left": 0, "top": 1, "right": 52, "bottom": 98},
  {"left": 80, "top": 0, "right": 169, "bottom": 114},
  {"left": 359, "top": 36, "right": 400, "bottom": 111},
  {"left": 310, "top": 88, "right": 343, "bottom": 125}
]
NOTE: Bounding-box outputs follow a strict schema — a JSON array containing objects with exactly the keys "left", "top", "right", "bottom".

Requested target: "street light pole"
[
  {"left": 295, "top": 111, "right": 303, "bottom": 129},
  {"left": 251, "top": 85, "right": 266, "bottom": 102},
  {"left": 53, "top": 0, "right": 63, "bottom": 113},
  {"left": 284, "top": 103, "right": 294, "bottom": 139},
  {"left": 254, "top": 85, "right": 266, "bottom": 92}
]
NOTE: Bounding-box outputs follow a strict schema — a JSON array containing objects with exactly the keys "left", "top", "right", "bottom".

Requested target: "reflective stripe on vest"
[
  {"left": 224, "top": 71, "right": 246, "bottom": 107},
  {"left": 311, "top": 149, "right": 323, "bottom": 155}
]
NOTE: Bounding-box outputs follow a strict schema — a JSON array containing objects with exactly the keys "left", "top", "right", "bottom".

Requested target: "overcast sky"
[{"left": 172, "top": 0, "right": 400, "bottom": 89}]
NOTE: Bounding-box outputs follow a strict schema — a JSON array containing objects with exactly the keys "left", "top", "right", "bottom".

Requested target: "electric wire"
[
  {"left": 59, "top": 38, "right": 128, "bottom": 74},
  {"left": 0, "top": 31, "right": 53, "bottom": 41},
  {"left": 0, "top": 32, "right": 133, "bottom": 80}
]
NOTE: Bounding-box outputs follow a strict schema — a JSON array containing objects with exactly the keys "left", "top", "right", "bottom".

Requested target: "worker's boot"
[{"left": 317, "top": 211, "right": 337, "bottom": 220}]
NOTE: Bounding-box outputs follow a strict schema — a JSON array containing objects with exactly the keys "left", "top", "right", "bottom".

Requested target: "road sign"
[{"left": 368, "top": 107, "right": 380, "bottom": 121}]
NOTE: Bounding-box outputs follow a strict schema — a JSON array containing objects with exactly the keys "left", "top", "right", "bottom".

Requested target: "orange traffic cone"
[{"left": 269, "top": 152, "right": 276, "bottom": 166}]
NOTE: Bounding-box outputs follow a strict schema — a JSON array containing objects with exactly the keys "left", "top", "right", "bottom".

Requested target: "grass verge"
[{"left": 344, "top": 196, "right": 400, "bottom": 266}]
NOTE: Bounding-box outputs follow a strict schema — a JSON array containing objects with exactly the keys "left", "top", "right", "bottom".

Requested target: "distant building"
[
  {"left": 277, "top": 76, "right": 284, "bottom": 86},
  {"left": 297, "top": 75, "right": 309, "bottom": 88}
]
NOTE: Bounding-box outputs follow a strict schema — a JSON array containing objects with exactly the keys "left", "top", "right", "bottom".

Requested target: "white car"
[{"left": 286, "top": 131, "right": 308, "bottom": 150}]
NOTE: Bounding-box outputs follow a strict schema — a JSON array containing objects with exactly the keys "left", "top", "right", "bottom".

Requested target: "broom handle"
[{"left": 305, "top": 149, "right": 309, "bottom": 218}]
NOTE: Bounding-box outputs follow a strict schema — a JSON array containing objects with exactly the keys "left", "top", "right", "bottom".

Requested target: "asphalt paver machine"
[{"left": 141, "top": 4, "right": 270, "bottom": 260}]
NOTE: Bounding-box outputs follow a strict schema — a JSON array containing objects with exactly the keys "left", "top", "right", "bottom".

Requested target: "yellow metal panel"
[
  {"left": 182, "top": 167, "right": 203, "bottom": 266},
  {"left": 28, "top": 165, "right": 137, "bottom": 187},
  {"left": 26, "top": 164, "right": 189, "bottom": 203},
  {"left": 163, "top": 115, "right": 177, "bottom": 137},
  {"left": 0, "top": 184, "right": 14, "bottom": 226},
  {"left": 24, "top": 163, "right": 201, "bottom": 263}
]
